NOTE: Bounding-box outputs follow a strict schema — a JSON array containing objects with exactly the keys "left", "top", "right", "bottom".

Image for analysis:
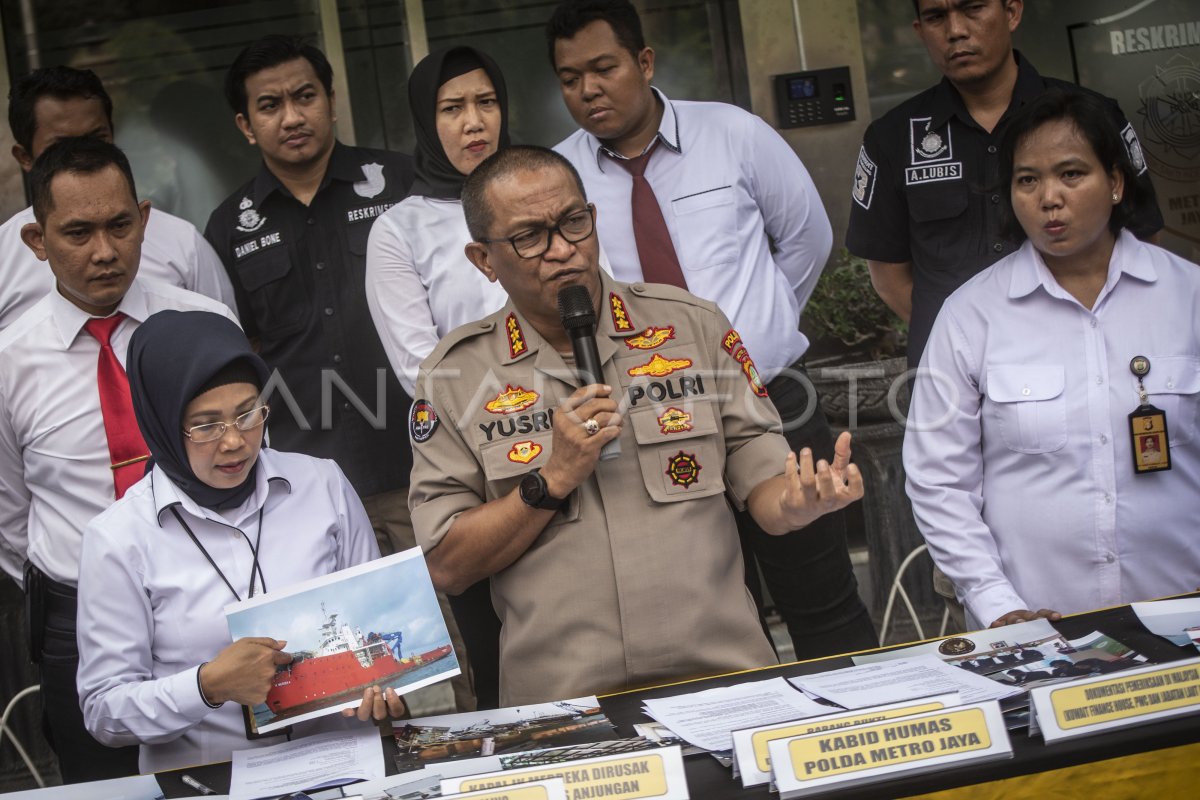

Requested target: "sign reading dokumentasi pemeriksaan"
[{"left": 1031, "top": 656, "right": 1200, "bottom": 742}]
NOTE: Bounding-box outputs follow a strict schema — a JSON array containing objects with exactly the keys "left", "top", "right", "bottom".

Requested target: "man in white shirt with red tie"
[
  {"left": 547, "top": 0, "right": 876, "bottom": 658},
  {"left": 0, "top": 137, "right": 236, "bottom": 783},
  {"left": 0, "top": 65, "right": 236, "bottom": 332}
]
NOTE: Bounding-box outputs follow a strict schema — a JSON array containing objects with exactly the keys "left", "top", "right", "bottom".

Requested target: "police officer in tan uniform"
[{"left": 408, "top": 146, "right": 864, "bottom": 705}]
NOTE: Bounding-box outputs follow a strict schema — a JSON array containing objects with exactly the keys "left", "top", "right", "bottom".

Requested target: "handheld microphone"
[{"left": 558, "top": 285, "right": 621, "bottom": 461}]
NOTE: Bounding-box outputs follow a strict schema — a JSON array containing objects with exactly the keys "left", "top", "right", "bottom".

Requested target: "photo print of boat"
[
  {"left": 393, "top": 697, "right": 618, "bottom": 773},
  {"left": 226, "top": 548, "right": 459, "bottom": 734}
]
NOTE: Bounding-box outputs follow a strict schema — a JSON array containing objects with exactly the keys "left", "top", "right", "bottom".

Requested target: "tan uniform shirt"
[{"left": 409, "top": 274, "right": 785, "bottom": 704}]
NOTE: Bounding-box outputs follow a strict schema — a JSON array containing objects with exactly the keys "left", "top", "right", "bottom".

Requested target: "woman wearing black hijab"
[
  {"left": 75, "top": 310, "right": 401, "bottom": 774},
  {"left": 365, "top": 45, "right": 511, "bottom": 710},
  {"left": 366, "top": 45, "right": 511, "bottom": 395}
]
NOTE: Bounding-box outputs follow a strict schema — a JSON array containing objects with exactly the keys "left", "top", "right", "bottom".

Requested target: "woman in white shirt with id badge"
[
  {"left": 76, "top": 310, "right": 403, "bottom": 773},
  {"left": 904, "top": 89, "right": 1200, "bottom": 632}
]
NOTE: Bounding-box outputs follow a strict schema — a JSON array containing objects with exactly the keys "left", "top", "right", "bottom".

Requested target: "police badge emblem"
[
  {"left": 910, "top": 118, "right": 951, "bottom": 161},
  {"left": 235, "top": 196, "right": 266, "bottom": 233},
  {"left": 665, "top": 451, "right": 702, "bottom": 488},
  {"left": 354, "top": 162, "right": 387, "bottom": 198}
]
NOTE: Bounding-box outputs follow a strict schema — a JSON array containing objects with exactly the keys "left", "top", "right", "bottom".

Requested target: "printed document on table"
[
  {"left": 229, "top": 727, "right": 385, "bottom": 800},
  {"left": 790, "top": 655, "right": 1022, "bottom": 709},
  {"left": 1131, "top": 597, "right": 1200, "bottom": 647},
  {"left": 641, "top": 677, "right": 834, "bottom": 752}
]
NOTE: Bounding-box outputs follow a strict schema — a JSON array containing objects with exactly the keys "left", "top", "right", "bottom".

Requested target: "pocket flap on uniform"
[
  {"left": 908, "top": 185, "right": 967, "bottom": 223},
  {"left": 237, "top": 250, "right": 293, "bottom": 292},
  {"left": 480, "top": 433, "right": 554, "bottom": 482},
  {"left": 985, "top": 365, "right": 1065, "bottom": 403},
  {"left": 1142, "top": 355, "right": 1200, "bottom": 395},
  {"left": 628, "top": 399, "right": 719, "bottom": 444}
]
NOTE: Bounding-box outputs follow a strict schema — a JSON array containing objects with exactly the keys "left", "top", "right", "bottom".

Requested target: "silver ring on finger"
[{"left": 584, "top": 418, "right": 600, "bottom": 436}]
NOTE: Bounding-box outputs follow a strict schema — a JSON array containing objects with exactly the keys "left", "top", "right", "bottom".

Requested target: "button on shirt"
[
  {"left": 365, "top": 195, "right": 509, "bottom": 395},
  {"left": 555, "top": 88, "right": 833, "bottom": 382},
  {"left": 0, "top": 279, "right": 238, "bottom": 585},
  {"left": 205, "top": 143, "right": 417, "bottom": 497},
  {"left": 0, "top": 205, "right": 237, "bottom": 331},
  {"left": 846, "top": 52, "right": 1163, "bottom": 368},
  {"left": 903, "top": 232, "right": 1200, "bottom": 628},
  {"left": 76, "top": 448, "right": 378, "bottom": 774}
]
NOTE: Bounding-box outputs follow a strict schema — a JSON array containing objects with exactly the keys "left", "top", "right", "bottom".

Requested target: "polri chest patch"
[{"left": 906, "top": 117, "right": 962, "bottom": 186}]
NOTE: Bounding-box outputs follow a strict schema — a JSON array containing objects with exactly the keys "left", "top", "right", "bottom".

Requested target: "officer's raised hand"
[
  {"left": 749, "top": 430, "right": 864, "bottom": 535},
  {"left": 540, "top": 383, "right": 623, "bottom": 498}
]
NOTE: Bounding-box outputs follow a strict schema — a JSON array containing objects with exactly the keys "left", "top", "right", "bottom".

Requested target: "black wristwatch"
[{"left": 519, "top": 468, "right": 567, "bottom": 511}]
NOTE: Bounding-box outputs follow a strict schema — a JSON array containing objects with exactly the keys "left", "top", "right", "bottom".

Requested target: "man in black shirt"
[
  {"left": 847, "top": 0, "right": 1162, "bottom": 371},
  {"left": 205, "top": 36, "right": 415, "bottom": 559}
]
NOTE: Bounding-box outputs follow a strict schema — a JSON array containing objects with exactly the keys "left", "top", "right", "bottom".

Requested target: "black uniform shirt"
[
  {"left": 846, "top": 53, "right": 1163, "bottom": 368},
  {"left": 205, "top": 142, "right": 416, "bottom": 497}
]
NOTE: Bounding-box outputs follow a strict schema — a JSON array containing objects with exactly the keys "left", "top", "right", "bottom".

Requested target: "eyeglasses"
[
  {"left": 479, "top": 205, "right": 595, "bottom": 259},
  {"left": 183, "top": 405, "right": 270, "bottom": 443}
]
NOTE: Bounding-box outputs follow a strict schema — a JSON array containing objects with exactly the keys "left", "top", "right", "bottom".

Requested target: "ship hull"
[{"left": 267, "top": 645, "right": 454, "bottom": 717}]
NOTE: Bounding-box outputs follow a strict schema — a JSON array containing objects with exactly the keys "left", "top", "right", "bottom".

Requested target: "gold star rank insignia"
[
  {"left": 609, "top": 292, "right": 633, "bottom": 332},
  {"left": 506, "top": 313, "right": 527, "bottom": 359}
]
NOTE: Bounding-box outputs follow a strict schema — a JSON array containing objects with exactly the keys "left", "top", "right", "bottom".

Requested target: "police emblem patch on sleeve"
[
  {"left": 409, "top": 399, "right": 439, "bottom": 443},
  {"left": 665, "top": 451, "right": 702, "bottom": 488},
  {"left": 852, "top": 146, "right": 877, "bottom": 210}
]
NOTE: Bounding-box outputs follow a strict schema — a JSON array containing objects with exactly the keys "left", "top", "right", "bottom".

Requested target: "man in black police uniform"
[
  {"left": 847, "top": 0, "right": 1162, "bottom": 372},
  {"left": 205, "top": 36, "right": 416, "bottom": 560}
]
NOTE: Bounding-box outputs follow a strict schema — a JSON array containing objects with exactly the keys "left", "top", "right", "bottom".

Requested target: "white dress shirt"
[
  {"left": 554, "top": 88, "right": 833, "bottom": 381},
  {"left": 0, "top": 205, "right": 237, "bottom": 331},
  {"left": 0, "top": 278, "right": 238, "bottom": 585},
  {"left": 904, "top": 231, "right": 1200, "bottom": 628},
  {"left": 76, "top": 448, "right": 379, "bottom": 774},
  {"left": 365, "top": 196, "right": 509, "bottom": 395}
]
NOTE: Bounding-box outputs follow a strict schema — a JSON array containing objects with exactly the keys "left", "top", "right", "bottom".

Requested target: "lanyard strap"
[{"left": 170, "top": 505, "right": 266, "bottom": 603}]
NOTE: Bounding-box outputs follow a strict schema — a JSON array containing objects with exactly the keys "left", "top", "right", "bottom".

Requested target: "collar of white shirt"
[
  {"left": 50, "top": 277, "right": 155, "bottom": 350},
  {"left": 591, "top": 86, "right": 683, "bottom": 171},
  {"left": 151, "top": 447, "right": 293, "bottom": 528},
  {"left": 1007, "top": 229, "right": 1157, "bottom": 304}
]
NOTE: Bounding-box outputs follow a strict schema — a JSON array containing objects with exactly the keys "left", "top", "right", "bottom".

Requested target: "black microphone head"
[{"left": 557, "top": 285, "right": 596, "bottom": 332}]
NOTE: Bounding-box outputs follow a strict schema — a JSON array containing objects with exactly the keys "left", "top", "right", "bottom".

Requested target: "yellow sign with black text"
[
  {"left": 785, "top": 707, "right": 991, "bottom": 781},
  {"left": 751, "top": 700, "right": 948, "bottom": 774},
  {"left": 442, "top": 783, "right": 558, "bottom": 800},
  {"left": 442, "top": 747, "right": 688, "bottom": 800},
  {"left": 1044, "top": 660, "right": 1200, "bottom": 735}
]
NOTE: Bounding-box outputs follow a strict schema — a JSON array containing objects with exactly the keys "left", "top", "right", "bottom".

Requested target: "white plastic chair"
[
  {"left": 879, "top": 544, "right": 950, "bottom": 645},
  {"left": 1, "top": 684, "right": 46, "bottom": 787}
]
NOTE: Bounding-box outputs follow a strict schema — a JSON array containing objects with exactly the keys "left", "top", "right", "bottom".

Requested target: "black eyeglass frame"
[{"left": 478, "top": 204, "right": 596, "bottom": 259}]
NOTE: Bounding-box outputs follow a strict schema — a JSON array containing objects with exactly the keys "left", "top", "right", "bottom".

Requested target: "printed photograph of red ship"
[{"left": 225, "top": 548, "right": 459, "bottom": 734}]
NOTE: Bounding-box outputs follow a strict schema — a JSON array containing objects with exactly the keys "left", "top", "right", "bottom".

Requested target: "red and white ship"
[{"left": 266, "top": 603, "right": 453, "bottom": 717}]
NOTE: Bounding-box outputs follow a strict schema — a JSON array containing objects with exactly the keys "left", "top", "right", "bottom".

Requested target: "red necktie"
[
  {"left": 609, "top": 140, "right": 688, "bottom": 290},
  {"left": 84, "top": 313, "right": 149, "bottom": 499}
]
